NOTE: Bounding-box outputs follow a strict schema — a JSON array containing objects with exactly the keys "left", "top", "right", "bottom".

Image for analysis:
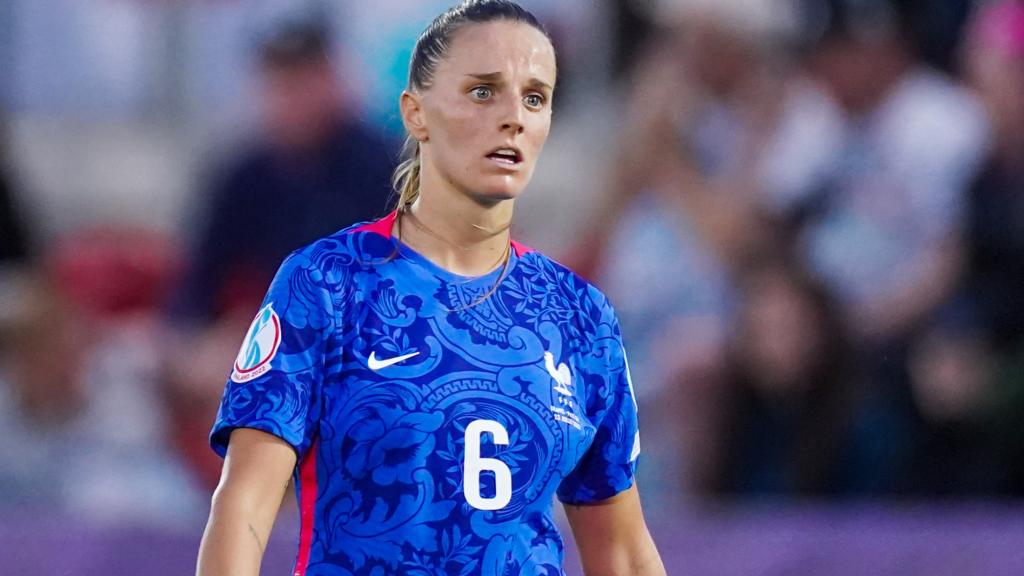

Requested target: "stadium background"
[{"left": 2, "top": 0, "right": 1024, "bottom": 573}]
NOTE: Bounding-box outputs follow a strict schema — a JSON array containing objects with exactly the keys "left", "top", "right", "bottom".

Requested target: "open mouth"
[{"left": 486, "top": 147, "right": 523, "bottom": 165}]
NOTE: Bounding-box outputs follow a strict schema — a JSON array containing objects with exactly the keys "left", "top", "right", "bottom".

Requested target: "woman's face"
[{"left": 414, "top": 21, "right": 556, "bottom": 204}]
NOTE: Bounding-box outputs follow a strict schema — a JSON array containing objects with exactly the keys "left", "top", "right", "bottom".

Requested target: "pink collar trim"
[
  {"left": 353, "top": 210, "right": 399, "bottom": 238},
  {"left": 355, "top": 210, "right": 535, "bottom": 257}
]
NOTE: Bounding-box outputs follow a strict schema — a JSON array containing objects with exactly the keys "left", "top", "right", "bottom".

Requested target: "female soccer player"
[{"left": 196, "top": 2, "right": 665, "bottom": 574}]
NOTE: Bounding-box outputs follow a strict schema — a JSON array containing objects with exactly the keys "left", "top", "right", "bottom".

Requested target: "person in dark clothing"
[
  {"left": 174, "top": 18, "right": 396, "bottom": 324},
  {"left": 961, "top": 0, "right": 1024, "bottom": 353},
  {"left": 179, "top": 120, "right": 395, "bottom": 323},
  {"left": 708, "top": 258, "right": 901, "bottom": 497},
  {"left": 901, "top": 320, "right": 1005, "bottom": 496},
  {"left": 965, "top": 167, "right": 1024, "bottom": 352},
  {"left": 0, "top": 121, "right": 30, "bottom": 265},
  {"left": 164, "top": 18, "right": 396, "bottom": 497},
  {"left": 0, "top": 176, "right": 29, "bottom": 265}
]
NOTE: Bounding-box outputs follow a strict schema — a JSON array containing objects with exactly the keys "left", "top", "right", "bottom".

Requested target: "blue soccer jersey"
[{"left": 211, "top": 212, "right": 640, "bottom": 575}]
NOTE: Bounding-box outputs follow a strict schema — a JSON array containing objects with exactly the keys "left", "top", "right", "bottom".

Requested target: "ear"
[{"left": 400, "top": 90, "right": 428, "bottom": 142}]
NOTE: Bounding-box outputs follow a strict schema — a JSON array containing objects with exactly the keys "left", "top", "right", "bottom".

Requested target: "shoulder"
[
  {"left": 514, "top": 244, "right": 617, "bottom": 321},
  {"left": 285, "top": 212, "right": 398, "bottom": 276}
]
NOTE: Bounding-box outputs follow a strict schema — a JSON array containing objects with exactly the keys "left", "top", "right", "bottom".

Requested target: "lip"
[
  {"left": 485, "top": 144, "right": 524, "bottom": 169},
  {"left": 485, "top": 156, "right": 523, "bottom": 172}
]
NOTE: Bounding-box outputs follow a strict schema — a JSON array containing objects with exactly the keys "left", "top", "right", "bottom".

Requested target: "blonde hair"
[
  {"left": 387, "top": 1, "right": 549, "bottom": 307},
  {"left": 392, "top": 136, "right": 422, "bottom": 210},
  {"left": 390, "top": 0, "right": 550, "bottom": 212},
  {"left": 389, "top": 133, "right": 514, "bottom": 312}
]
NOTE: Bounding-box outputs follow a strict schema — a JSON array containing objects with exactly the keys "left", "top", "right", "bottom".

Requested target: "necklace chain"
[
  {"left": 397, "top": 207, "right": 512, "bottom": 276},
  {"left": 403, "top": 207, "right": 510, "bottom": 252},
  {"left": 395, "top": 207, "right": 514, "bottom": 310}
]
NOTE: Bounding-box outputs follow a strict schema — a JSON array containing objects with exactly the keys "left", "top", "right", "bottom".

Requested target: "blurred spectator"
[
  {"left": 703, "top": 258, "right": 899, "bottom": 497},
  {"left": 990, "top": 341, "right": 1024, "bottom": 495},
  {"left": 909, "top": 0, "right": 973, "bottom": 72},
  {"left": 961, "top": 0, "right": 1024, "bottom": 352},
  {"left": 574, "top": 0, "right": 832, "bottom": 498},
  {"left": 586, "top": 0, "right": 804, "bottom": 395},
  {"left": 895, "top": 0, "right": 1024, "bottom": 498},
  {"left": 50, "top": 227, "right": 183, "bottom": 317},
  {"left": 0, "top": 268, "right": 204, "bottom": 524},
  {"left": 607, "top": 0, "right": 657, "bottom": 77},
  {"left": 161, "top": 320, "right": 245, "bottom": 493},
  {"left": 901, "top": 316, "right": 1005, "bottom": 496},
  {"left": 164, "top": 15, "right": 396, "bottom": 500},
  {"left": 0, "top": 99, "right": 203, "bottom": 521},
  {"left": 172, "top": 16, "right": 395, "bottom": 325},
  {"left": 789, "top": 0, "right": 989, "bottom": 347},
  {"left": 0, "top": 119, "right": 31, "bottom": 266},
  {"left": 0, "top": 179, "right": 29, "bottom": 265},
  {"left": 0, "top": 275, "right": 87, "bottom": 505}
]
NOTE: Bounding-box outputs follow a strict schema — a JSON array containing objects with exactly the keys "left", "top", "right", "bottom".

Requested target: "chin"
[{"left": 467, "top": 179, "right": 527, "bottom": 204}]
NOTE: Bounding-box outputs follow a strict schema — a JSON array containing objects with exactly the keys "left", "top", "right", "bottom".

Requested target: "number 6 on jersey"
[{"left": 463, "top": 419, "right": 512, "bottom": 511}]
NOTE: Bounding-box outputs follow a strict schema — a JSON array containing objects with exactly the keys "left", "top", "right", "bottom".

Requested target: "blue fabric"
[{"left": 211, "top": 217, "right": 639, "bottom": 575}]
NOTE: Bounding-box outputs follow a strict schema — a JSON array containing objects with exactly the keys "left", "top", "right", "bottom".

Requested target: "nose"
[{"left": 499, "top": 95, "right": 525, "bottom": 135}]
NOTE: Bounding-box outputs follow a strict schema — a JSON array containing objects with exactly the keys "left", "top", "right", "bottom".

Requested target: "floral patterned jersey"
[{"left": 211, "top": 212, "right": 640, "bottom": 575}]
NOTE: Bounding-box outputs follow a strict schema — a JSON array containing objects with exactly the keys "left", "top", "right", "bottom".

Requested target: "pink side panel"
[{"left": 292, "top": 441, "right": 319, "bottom": 576}]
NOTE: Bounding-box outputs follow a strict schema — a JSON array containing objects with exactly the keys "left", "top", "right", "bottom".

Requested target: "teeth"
[{"left": 488, "top": 148, "right": 519, "bottom": 164}]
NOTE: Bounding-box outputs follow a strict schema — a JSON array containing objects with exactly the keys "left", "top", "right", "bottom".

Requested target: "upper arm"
[
  {"left": 198, "top": 428, "right": 296, "bottom": 576},
  {"left": 214, "top": 428, "right": 297, "bottom": 527},
  {"left": 564, "top": 485, "right": 665, "bottom": 576},
  {"left": 217, "top": 427, "right": 297, "bottom": 504}
]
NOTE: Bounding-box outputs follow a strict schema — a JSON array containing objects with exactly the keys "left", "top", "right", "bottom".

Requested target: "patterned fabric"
[{"left": 211, "top": 212, "right": 639, "bottom": 575}]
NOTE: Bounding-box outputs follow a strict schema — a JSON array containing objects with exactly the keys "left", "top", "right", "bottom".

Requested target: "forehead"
[{"left": 437, "top": 20, "right": 556, "bottom": 84}]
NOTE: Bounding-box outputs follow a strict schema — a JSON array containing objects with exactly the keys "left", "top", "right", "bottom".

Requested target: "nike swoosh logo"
[{"left": 367, "top": 351, "right": 420, "bottom": 371}]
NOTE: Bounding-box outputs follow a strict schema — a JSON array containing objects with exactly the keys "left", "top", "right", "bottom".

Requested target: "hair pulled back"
[{"left": 391, "top": 0, "right": 551, "bottom": 209}]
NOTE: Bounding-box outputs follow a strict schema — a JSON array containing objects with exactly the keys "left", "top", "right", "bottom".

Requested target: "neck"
[{"left": 396, "top": 195, "right": 514, "bottom": 277}]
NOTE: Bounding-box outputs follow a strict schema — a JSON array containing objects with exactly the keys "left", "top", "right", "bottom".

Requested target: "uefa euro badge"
[{"left": 231, "top": 303, "right": 282, "bottom": 383}]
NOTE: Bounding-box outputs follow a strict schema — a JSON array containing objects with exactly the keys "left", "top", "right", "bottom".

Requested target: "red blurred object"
[{"left": 48, "top": 226, "right": 184, "bottom": 316}]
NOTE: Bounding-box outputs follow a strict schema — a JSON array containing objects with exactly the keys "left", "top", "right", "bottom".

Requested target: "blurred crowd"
[
  {"left": 599, "top": 0, "right": 1024, "bottom": 501},
  {"left": 1, "top": 0, "right": 1023, "bottom": 530}
]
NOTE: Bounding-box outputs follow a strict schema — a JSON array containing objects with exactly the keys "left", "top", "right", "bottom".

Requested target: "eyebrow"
[{"left": 465, "top": 72, "right": 554, "bottom": 92}]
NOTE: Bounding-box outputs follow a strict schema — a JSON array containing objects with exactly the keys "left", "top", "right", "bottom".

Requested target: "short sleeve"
[
  {"left": 557, "top": 297, "right": 640, "bottom": 504},
  {"left": 210, "top": 250, "right": 334, "bottom": 459}
]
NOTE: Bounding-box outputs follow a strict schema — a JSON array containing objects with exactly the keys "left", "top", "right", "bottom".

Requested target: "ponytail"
[
  {"left": 391, "top": 136, "right": 421, "bottom": 210},
  {"left": 395, "top": 1, "right": 550, "bottom": 212},
  {"left": 387, "top": 1, "right": 548, "bottom": 306}
]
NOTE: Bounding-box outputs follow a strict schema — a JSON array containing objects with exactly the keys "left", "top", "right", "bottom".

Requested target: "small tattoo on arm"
[{"left": 247, "top": 523, "right": 266, "bottom": 555}]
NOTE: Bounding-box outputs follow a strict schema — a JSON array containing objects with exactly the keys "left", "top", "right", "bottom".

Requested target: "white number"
[{"left": 463, "top": 419, "right": 512, "bottom": 511}]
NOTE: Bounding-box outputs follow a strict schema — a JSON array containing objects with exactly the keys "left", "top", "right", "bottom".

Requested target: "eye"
[
  {"left": 524, "top": 93, "right": 546, "bottom": 109},
  {"left": 470, "top": 86, "right": 493, "bottom": 101}
]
